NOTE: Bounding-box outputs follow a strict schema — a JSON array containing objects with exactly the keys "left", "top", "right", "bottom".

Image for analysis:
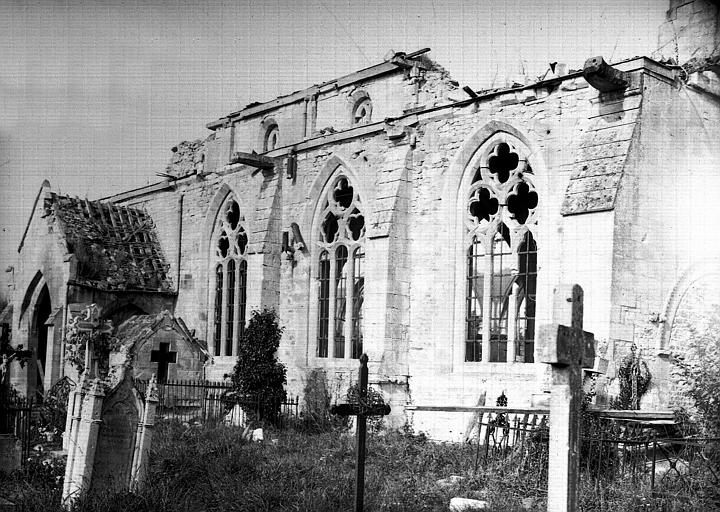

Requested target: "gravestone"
[
  {"left": 539, "top": 284, "right": 595, "bottom": 512},
  {"left": 62, "top": 304, "right": 162, "bottom": 507},
  {"left": 90, "top": 376, "right": 140, "bottom": 491},
  {"left": 331, "top": 354, "right": 391, "bottom": 512}
]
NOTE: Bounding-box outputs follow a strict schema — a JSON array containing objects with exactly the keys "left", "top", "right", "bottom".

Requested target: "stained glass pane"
[
  {"left": 213, "top": 264, "right": 223, "bottom": 357},
  {"left": 516, "top": 232, "right": 537, "bottom": 363},
  {"left": 490, "top": 224, "right": 512, "bottom": 362},
  {"left": 334, "top": 246, "right": 348, "bottom": 358},
  {"left": 351, "top": 248, "right": 364, "bottom": 359},
  {"left": 317, "top": 252, "right": 330, "bottom": 358},
  {"left": 466, "top": 237, "right": 484, "bottom": 362},
  {"left": 225, "top": 259, "right": 235, "bottom": 356}
]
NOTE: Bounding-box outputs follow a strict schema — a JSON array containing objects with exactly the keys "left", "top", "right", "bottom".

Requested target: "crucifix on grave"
[
  {"left": 67, "top": 304, "right": 114, "bottom": 378},
  {"left": 330, "top": 354, "right": 391, "bottom": 512},
  {"left": 150, "top": 342, "right": 176, "bottom": 384},
  {"left": 540, "top": 284, "right": 595, "bottom": 512}
]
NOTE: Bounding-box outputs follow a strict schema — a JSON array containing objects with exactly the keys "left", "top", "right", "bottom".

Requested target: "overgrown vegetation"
[
  {"left": 3, "top": 414, "right": 719, "bottom": 511},
  {"left": 226, "top": 309, "right": 287, "bottom": 422},
  {"left": 302, "top": 368, "right": 335, "bottom": 432},
  {"left": 609, "top": 344, "right": 651, "bottom": 410},
  {"left": 672, "top": 308, "right": 720, "bottom": 436}
]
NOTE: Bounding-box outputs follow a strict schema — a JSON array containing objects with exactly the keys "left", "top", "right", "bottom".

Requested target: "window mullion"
[{"left": 481, "top": 249, "right": 492, "bottom": 362}]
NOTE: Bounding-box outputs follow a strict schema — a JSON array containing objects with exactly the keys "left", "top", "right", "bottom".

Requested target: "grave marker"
[
  {"left": 150, "top": 342, "right": 177, "bottom": 384},
  {"left": 540, "top": 284, "right": 595, "bottom": 512},
  {"left": 331, "top": 354, "right": 391, "bottom": 512}
]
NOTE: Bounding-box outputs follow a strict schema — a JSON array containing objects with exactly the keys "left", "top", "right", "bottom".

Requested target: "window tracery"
[
  {"left": 316, "top": 175, "right": 365, "bottom": 359},
  {"left": 465, "top": 141, "right": 538, "bottom": 363},
  {"left": 211, "top": 197, "right": 248, "bottom": 357},
  {"left": 352, "top": 97, "right": 372, "bottom": 125}
]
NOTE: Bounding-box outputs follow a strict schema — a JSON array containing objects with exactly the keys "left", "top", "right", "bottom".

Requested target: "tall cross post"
[
  {"left": 330, "top": 354, "right": 391, "bottom": 512},
  {"left": 540, "top": 284, "right": 595, "bottom": 512}
]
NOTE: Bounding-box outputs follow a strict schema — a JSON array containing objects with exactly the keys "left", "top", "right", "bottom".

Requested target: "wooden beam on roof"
[{"left": 229, "top": 151, "right": 276, "bottom": 170}]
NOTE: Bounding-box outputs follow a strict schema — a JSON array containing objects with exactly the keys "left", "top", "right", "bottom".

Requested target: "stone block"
[
  {"left": 449, "top": 497, "right": 489, "bottom": 511},
  {"left": 0, "top": 435, "right": 21, "bottom": 473}
]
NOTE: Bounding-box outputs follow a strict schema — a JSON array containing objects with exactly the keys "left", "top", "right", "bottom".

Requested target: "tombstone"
[
  {"left": 539, "top": 284, "right": 595, "bottom": 512},
  {"left": 62, "top": 304, "right": 163, "bottom": 507},
  {"left": 90, "top": 376, "right": 141, "bottom": 491},
  {"left": 331, "top": 354, "right": 391, "bottom": 512},
  {"left": 62, "top": 373, "right": 159, "bottom": 505}
]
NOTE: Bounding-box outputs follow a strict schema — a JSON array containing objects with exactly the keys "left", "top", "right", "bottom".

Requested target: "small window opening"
[
  {"left": 217, "top": 233, "right": 229, "bottom": 258},
  {"left": 264, "top": 125, "right": 279, "bottom": 152},
  {"left": 488, "top": 143, "right": 519, "bottom": 184},
  {"left": 469, "top": 187, "right": 499, "bottom": 223},
  {"left": 353, "top": 98, "right": 372, "bottom": 125},
  {"left": 507, "top": 182, "right": 538, "bottom": 225},
  {"left": 333, "top": 178, "right": 354, "bottom": 208},
  {"left": 226, "top": 201, "right": 240, "bottom": 229}
]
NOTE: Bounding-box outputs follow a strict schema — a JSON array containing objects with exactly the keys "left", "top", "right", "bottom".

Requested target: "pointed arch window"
[
  {"left": 465, "top": 140, "right": 538, "bottom": 363},
  {"left": 316, "top": 175, "right": 365, "bottom": 359},
  {"left": 211, "top": 197, "right": 248, "bottom": 357}
]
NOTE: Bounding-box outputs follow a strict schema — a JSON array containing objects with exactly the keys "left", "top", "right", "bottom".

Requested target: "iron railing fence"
[
  {"left": 0, "top": 393, "right": 33, "bottom": 466},
  {"left": 132, "top": 379, "right": 299, "bottom": 426},
  {"left": 466, "top": 408, "right": 720, "bottom": 505},
  {"left": 472, "top": 408, "right": 550, "bottom": 493}
]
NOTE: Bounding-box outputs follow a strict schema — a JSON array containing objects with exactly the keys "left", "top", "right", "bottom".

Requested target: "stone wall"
[{"left": 95, "top": 56, "right": 720, "bottom": 437}]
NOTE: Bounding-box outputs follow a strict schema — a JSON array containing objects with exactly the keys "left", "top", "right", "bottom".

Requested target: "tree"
[{"left": 228, "top": 309, "right": 287, "bottom": 422}]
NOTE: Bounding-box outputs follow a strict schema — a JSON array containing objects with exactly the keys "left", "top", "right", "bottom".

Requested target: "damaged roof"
[
  {"left": 44, "top": 193, "right": 174, "bottom": 292},
  {"left": 114, "top": 310, "right": 209, "bottom": 356}
]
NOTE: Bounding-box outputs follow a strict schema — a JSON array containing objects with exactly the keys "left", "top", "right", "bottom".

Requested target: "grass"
[{"left": 1, "top": 420, "right": 718, "bottom": 511}]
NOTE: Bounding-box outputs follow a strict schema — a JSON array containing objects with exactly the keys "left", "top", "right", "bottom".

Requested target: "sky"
[{"left": 0, "top": 0, "right": 668, "bottom": 299}]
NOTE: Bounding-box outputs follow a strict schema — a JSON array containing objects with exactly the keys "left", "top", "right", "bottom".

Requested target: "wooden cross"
[
  {"left": 539, "top": 284, "right": 595, "bottom": 512},
  {"left": 150, "top": 342, "right": 177, "bottom": 384},
  {"left": 330, "top": 354, "right": 391, "bottom": 512}
]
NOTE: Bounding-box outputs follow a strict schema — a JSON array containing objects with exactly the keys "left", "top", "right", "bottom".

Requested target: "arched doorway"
[{"left": 31, "top": 284, "right": 52, "bottom": 400}]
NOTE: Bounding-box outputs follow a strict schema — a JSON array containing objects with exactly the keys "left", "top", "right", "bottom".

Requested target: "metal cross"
[{"left": 330, "top": 354, "right": 391, "bottom": 512}]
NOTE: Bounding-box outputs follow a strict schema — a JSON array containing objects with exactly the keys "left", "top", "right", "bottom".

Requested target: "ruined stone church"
[{"left": 5, "top": 0, "right": 720, "bottom": 438}]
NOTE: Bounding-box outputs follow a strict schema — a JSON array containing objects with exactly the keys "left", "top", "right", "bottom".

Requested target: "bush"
[
  {"left": 673, "top": 320, "right": 720, "bottom": 436},
  {"left": 301, "top": 368, "right": 333, "bottom": 432},
  {"left": 227, "top": 309, "right": 287, "bottom": 423},
  {"left": 610, "top": 344, "right": 651, "bottom": 410}
]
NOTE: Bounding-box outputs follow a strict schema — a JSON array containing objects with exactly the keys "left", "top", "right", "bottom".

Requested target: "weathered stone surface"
[
  {"left": 91, "top": 377, "right": 140, "bottom": 492},
  {"left": 436, "top": 475, "right": 466, "bottom": 488},
  {"left": 449, "top": 497, "right": 489, "bottom": 511}
]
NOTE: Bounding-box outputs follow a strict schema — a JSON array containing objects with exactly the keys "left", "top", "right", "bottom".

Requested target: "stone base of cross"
[
  {"left": 539, "top": 284, "right": 595, "bottom": 512},
  {"left": 330, "top": 354, "right": 391, "bottom": 512}
]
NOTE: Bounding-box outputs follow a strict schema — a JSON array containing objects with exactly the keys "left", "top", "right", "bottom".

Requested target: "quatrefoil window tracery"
[
  {"left": 467, "top": 142, "right": 538, "bottom": 234},
  {"left": 215, "top": 198, "right": 248, "bottom": 259},
  {"left": 319, "top": 176, "right": 365, "bottom": 245}
]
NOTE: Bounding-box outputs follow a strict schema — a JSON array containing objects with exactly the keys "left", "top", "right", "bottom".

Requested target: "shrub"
[
  {"left": 610, "top": 344, "right": 651, "bottom": 410},
  {"left": 227, "top": 309, "right": 287, "bottom": 423},
  {"left": 672, "top": 320, "right": 720, "bottom": 436},
  {"left": 301, "top": 368, "right": 333, "bottom": 432}
]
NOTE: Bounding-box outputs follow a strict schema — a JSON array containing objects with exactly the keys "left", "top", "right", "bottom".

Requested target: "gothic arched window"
[
  {"left": 465, "top": 140, "right": 538, "bottom": 363},
  {"left": 316, "top": 175, "right": 365, "bottom": 359},
  {"left": 211, "top": 197, "right": 248, "bottom": 357}
]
